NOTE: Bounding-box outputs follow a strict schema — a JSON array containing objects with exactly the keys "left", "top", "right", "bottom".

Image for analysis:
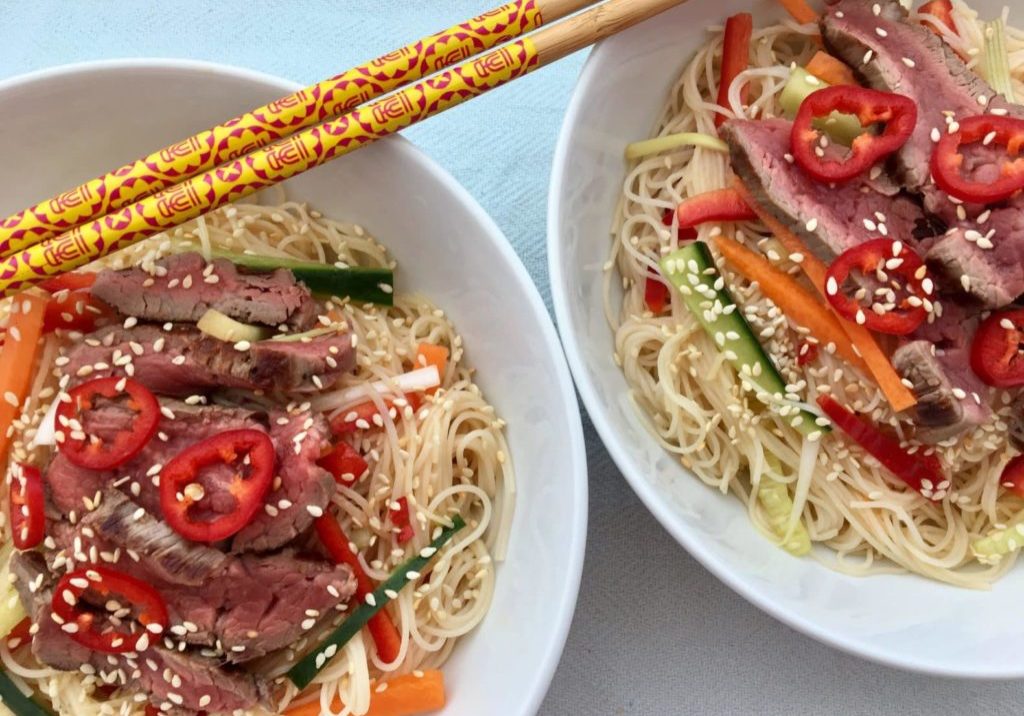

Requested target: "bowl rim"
[
  {"left": 0, "top": 57, "right": 590, "bottom": 711},
  {"left": 547, "top": 38, "right": 1021, "bottom": 680}
]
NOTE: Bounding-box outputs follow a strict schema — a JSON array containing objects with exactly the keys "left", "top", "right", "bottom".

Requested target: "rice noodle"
[
  {"left": 605, "top": 2, "right": 1024, "bottom": 588},
  {"left": 0, "top": 198, "right": 514, "bottom": 714}
]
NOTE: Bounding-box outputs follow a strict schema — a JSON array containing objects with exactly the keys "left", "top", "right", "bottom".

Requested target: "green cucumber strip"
[
  {"left": 972, "top": 520, "right": 1024, "bottom": 565},
  {"left": 779, "top": 67, "right": 864, "bottom": 146},
  {"left": 211, "top": 250, "right": 394, "bottom": 306},
  {"left": 0, "top": 668, "right": 50, "bottom": 715},
  {"left": 983, "top": 19, "right": 1015, "bottom": 102},
  {"left": 286, "top": 515, "right": 466, "bottom": 689},
  {"left": 659, "top": 242, "right": 829, "bottom": 438},
  {"left": 760, "top": 454, "right": 812, "bottom": 556},
  {"left": 625, "top": 132, "right": 729, "bottom": 160}
]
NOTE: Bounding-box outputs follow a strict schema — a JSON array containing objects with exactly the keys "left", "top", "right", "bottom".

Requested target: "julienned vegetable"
[
  {"left": 973, "top": 520, "right": 1024, "bottom": 564},
  {"left": 624, "top": 133, "right": 729, "bottom": 160},
  {"left": 824, "top": 239, "right": 930, "bottom": 336},
  {"left": 817, "top": 396, "right": 947, "bottom": 500},
  {"left": 760, "top": 453, "right": 811, "bottom": 556},
  {"left": 792, "top": 87, "right": 917, "bottom": 184},
  {"left": 55, "top": 377, "right": 161, "bottom": 471},
  {"left": 659, "top": 242, "right": 828, "bottom": 437},
  {"left": 805, "top": 51, "right": 857, "bottom": 87},
  {"left": 983, "top": 18, "right": 1015, "bottom": 102},
  {"left": 415, "top": 343, "right": 449, "bottom": 389},
  {"left": 731, "top": 178, "right": 917, "bottom": 413},
  {"left": 716, "top": 13, "right": 753, "bottom": 127},
  {"left": 290, "top": 515, "right": 467, "bottom": 689},
  {"left": 329, "top": 393, "right": 424, "bottom": 435},
  {"left": 776, "top": 0, "right": 818, "bottom": 25},
  {"left": 0, "top": 544, "right": 27, "bottom": 642},
  {"left": 317, "top": 441, "right": 369, "bottom": 486},
  {"left": 932, "top": 115, "right": 1024, "bottom": 205},
  {"left": 0, "top": 668, "right": 49, "bottom": 716},
  {"left": 40, "top": 272, "right": 112, "bottom": 334},
  {"left": 213, "top": 250, "right": 395, "bottom": 306},
  {"left": 51, "top": 566, "right": 169, "bottom": 654},
  {"left": 0, "top": 293, "right": 47, "bottom": 468},
  {"left": 712, "top": 235, "right": 868, "bottom": 371},
  {"left": 196, "top": 308, "right": 269, "bottom": 343},
  {"left": 999, "top": 456, "right": 1024, "bottom": 498},
  {"left": 283, "top": 670, "right": 446, "bottom": 716},
  {"left": 919, "top": 0, "right": 956, "bottom": 35},
  {"left": 670, "top": 188, "right": 757, "bottom": 229},
  {"left": 159, "top": 429, "right": 275, "bottom": 543},
  {"left": 970, "top": 309, "right": 1024, "bottom": 387},
  {"left": 9, "top": 463, "right": 45, "bottom": 550},
  {"left": 779, "top": 68, "right": 864, "bottom": 146}
]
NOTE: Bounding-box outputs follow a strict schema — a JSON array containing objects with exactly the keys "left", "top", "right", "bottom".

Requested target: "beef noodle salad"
[
  {"left": 0, "top": 199, "right": 512, "bottom": 714},
  {"left": 608, "top": 0, "right": 1024, "bottom": 586}
]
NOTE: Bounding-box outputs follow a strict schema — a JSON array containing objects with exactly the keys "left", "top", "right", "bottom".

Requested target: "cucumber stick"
[
  {"left": 0, "top": 545, "right": 25, "bottom": 641},
  {"left": 779, "top": 67, "right": 864, "bottom": 146},
  {"left": 212, "top": 250, "right": 394, "bottom": 306},
  {"left": 0, "top": 669, "right": 49, "bottom": 715},
  {"left": 659, "top": 242, "right": 828, "bottom": 437}
]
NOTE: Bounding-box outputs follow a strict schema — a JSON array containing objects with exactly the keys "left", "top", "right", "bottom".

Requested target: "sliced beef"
[
  {"left": 822, "top": 0, "right": 1024, "bottom": 308},
  {"left": 892, "top": 340, "right": 990, "bottom": 439},
  {"left": 722, "top": 118, "right": 929, "bottom": 262},
  {"left": 11, "top": 551, "right": 268, "bottom": 715},
  {"left": 45, "top": 400, "right": 335, "bottom": 554},
  {"left": 63, "top": 322, "right": 355, "bottom": 396},
  {"left": 92, "top": 252, "right": 317, "bottom": 330},
  {"left": 57, "top": 491, "right": 356, "bottom": 662}
]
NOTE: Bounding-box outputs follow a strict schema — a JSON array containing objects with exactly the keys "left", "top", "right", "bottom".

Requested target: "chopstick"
[
  {"left": 0, "top": 0, "right": 689, "bottom": 297},
  {"left": 0, "top": 0, "right": 593, "bottom": 258}
]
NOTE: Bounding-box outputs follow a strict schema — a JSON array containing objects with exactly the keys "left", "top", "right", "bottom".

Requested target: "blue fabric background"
[{"left": 2, "top": 2, "right": 1021, "bottom": 714}]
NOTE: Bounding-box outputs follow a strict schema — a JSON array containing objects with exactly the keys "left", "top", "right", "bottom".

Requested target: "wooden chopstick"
[{"left": 0, "top": 0, "right": 691, "bottom": 297}]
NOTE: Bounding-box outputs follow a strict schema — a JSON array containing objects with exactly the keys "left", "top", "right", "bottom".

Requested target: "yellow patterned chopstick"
[
  {"left": 0, "top": 0, "right": 690, "bottom": 296},
  {"left": 0, "top": 0, "right": 589, "bottom": 257}
]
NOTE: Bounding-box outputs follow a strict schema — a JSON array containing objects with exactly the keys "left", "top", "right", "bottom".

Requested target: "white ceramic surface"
[
  {"left": 0, "top": 60, "right": 587, "bottom": 714},
  {"left": 549, "top": 0, "right": 1020, "bottom": 678}
]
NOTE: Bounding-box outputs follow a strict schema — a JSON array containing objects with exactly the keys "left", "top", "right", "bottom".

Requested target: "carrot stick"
[
  {"left": 284, "top": 671, "right": 446, "bottom": 716},
  {"left": 805, "top": 51, "right": 857, "bottom": 86},
  {"left": 731, "top": 178, "right": 917, "bottom": 412},
  {"left": 712, "top": 235, "right": 868, "bottom": 371},
  {"left": 415, "top": 343, "right": 449, "bottom": 382},
  {"left": 777, "top": 0, "right": 819, "bottom": 25},
  {"left": 0, "top": 293, "right": 47, "bottom": 466},
  {"left": 716, "top": 13, "right": 753, "bottom": 127}
]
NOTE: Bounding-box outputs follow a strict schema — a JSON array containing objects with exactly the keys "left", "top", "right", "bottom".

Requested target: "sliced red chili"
[
  {"left": 660, "top": 210, "right": 700, "bottom": 242},
  {"left": 817, "top": 396, "right": 946, "bottom": 500},
  {"left": 792, "top": 87, "right": 917, "bottom": 183},
  {"left": 644, "top": 275, "right": 670, "bottom": 314},
  {"left": 715, "top": 13, "right": 753, "bottom": 128},
  {"left": 390, "top": 497, "right": 415, "bottom": 544},
  {"left": 796, "top": 340, "right": 819, "bottom": 366},
  {"left": 43, "top": 290, "right": 113, "bottom": 334},
  {"left": 51, "top": 566, "right": 169, "bottom": 654},
  {"left": 932, "top": 115, "right": 1024, "bottom": 205},
  {"left": 159, "top": 429, "right": 275, "bottom": 543},
  {"left": 39, "top": 273, "right": 99, "bottom": 293},
  {"left": 329, "top": 394, "right": 424, "bottom": 435},
  {"left": 314, "top": 515, "right": 402, "bottom": 662},
  {"left": 56, "top": 377, "right": 160, "bottom": 471},
  {"left": 824, "top": 239, "right": 929, "bottom": 335},
  {"left": 9, "top": 463, "right": 44, "bottom": 550},
  {"left": 999, "top": 455, "right": 1024, "bottom": 498},
  {"left": 5, "top": 617, "right": 33, "bottom": 652},
  {"left": 970, "top": 308, "right": 1024, "bottom": 387},
  {"left": 670, "top": 188, "right": 756, "bottom": 229},
  {"left": 318, "top": 441, "right": 369, "bottom": 487}
]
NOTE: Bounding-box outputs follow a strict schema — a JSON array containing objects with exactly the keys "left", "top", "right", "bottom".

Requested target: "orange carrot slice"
[
  {"left": 0, "top": 293, "right": 47, "bottom": 466},
  {"left": 731, "top": 178, "right": 917, "bottom": 412},
  {"left": 806, "top": 51, "right": 858, "bottom": 86},
  {"left": 712, "top": 235, "right": 867, "bottom": 371},
  {"left": 284, "top": 671, "right": 446, "bottom": 716},
  {"left": 778, "top": 0, "right": 819, "bottom": 25},
  {"left": 415, "top": 343, "right": 449, "bottom": 394}
]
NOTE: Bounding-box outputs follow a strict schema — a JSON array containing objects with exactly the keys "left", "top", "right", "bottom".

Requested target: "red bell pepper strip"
[
  {"left": 330, "top": 393, "right": 424, "bottom": 435},
  {"left": 390, "top": 497, "right": 415, "bottom": 545},
  {"left": 9, "top": 463, "right": 44, "bottom": 550},
  {"left": 792, "top": 87, "right": 917, "bottom": 183},
  {"left": 318, "top": 441, "right": 369, "bottom": 487},
  {"left": 56, "top": 377, "right": 161, "bottom": 471},
  {"left": 970, "top": 308, "right": 1024, "bottom": 387},
  {"left": 796, "top": 340, "right": 819, "bottom": 366},
  {"left": 920, "top": 0, "right": 956, "bottom": 35},
  {"left": 669, "top": 188, "right": 756, "bottom": 229},
  {"left": 644, "top": 275, "right": 670, "bottom": 314},
  {"left": 715, "top": 13, "right": 753, "bottom": 128},
  {"left": 932, "top": 115, "right": 1024, "bottom": 205},
  {"left": 5, "top": 617, "right": 32, "bottom": 652},
  {"left": 39, "top": 273, "right": 98, "bottom": 293},
  {"left": 39, "top": 272, "right": 113, "bottom": 334},
  {"left": 159, "top": 429, "right": 275, "bottom": 543},
  {"left": 51, "top": 566, "right": 169, "bottom": 654},
  {"left": 314, "top": 515, "right": 402, "bottom": 663},
  {"left": 824, "top": 239, "right": 930, "bottom": 335},
  {"left": 817, "top": 395, "right": 946, "bottom": 500},
  {"left": 999, "top": 455, "right": 1024, "bottom": 498}
]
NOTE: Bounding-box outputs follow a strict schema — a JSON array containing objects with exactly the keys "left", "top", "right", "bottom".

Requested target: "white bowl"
[
  {"left": 0, "top": 59, "right": 587, "bottom": 714},
  {"left": 549, "top": 0, "right": 1020, "bottom": 678}
]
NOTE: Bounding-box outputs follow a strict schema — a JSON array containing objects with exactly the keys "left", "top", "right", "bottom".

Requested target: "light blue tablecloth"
[{"left": 3, "top": 2, "right": 1022, "bottom": 714}]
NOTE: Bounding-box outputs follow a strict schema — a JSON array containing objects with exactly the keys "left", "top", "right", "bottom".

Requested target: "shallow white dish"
[
  {"left": 549, "top": 0, "right": 1021, "bottom": 678},
  {"left": 0, "top": 59, "right": 587, "bottom": 714}
]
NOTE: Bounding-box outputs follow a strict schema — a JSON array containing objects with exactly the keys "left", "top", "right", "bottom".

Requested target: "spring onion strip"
[
  {"left": 311, "top": 366, "right": 440, "bottom": 413},
  {"left": 984, "top": 18, "right": 1016, "bottom": 101},
  {"left": 624, "top": 133, "right": 729, "bottom": 160},
  {"left": 287, "top": 515, "right": 466, "bottom": 689}
]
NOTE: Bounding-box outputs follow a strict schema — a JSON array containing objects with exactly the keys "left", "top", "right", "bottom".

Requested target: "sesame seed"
[
  {"left": 930, "top": 127, "right": 941, "bottom": 142},
  {"left": 901, "top": 57, "right": 916, "bottom": 68},
  {"left": 805, "top": 218, "right": 819, "bottom": 232}
]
